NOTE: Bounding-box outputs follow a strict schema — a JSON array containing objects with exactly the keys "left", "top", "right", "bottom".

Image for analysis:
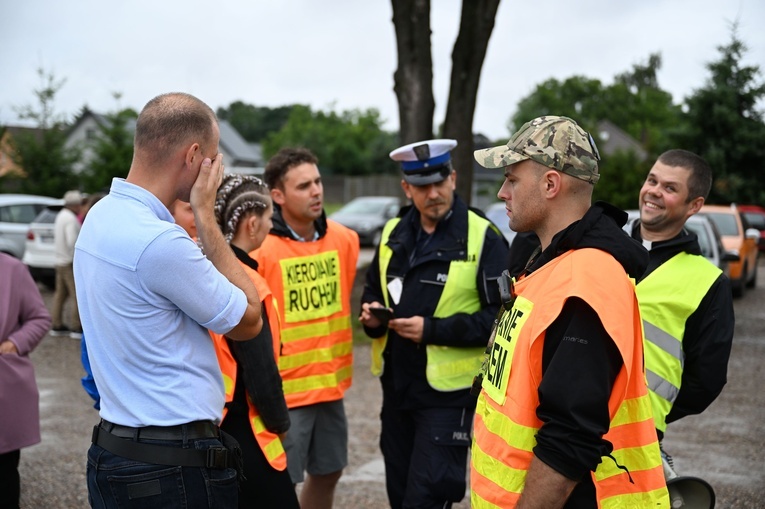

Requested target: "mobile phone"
[{"left": 370, "top": 306, "right": 394, "bottom": 326}]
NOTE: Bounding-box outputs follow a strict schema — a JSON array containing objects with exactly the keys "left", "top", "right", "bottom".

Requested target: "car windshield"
[
  {"left": 742, "top": 212, "right": 765, "bottom": 230},
  {"left": 704, "top": 212, "right": 739, "bottom": 236},
  {"left": 339, "top": 199, "right": 394, "bottom": 215}
]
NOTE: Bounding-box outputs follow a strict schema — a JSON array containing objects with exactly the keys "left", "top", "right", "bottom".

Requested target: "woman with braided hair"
[{"left": 209, "top": 174, "right": 300, "bottom": 508}]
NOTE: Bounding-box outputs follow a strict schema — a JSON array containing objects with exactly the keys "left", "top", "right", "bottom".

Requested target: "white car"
[
  {"left": 22, "top": 204, "right": 64, "bottom": 286},
  {"left": 0, "top": 194, "right": 61, "bottom": 259}
]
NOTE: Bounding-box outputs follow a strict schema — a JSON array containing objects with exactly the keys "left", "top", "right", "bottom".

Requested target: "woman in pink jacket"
[{"left": 0, "top": 252, "right": 51, "bottom": 509}]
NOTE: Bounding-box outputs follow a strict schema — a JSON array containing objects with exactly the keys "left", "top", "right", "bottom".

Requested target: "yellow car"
[{"left": 700, "top": 204, "right": 760, "bottom": 297}]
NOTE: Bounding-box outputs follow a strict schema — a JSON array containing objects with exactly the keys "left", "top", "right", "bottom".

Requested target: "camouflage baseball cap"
[{"left": 474, "top": 116, "right": 601, "bottom": 184}]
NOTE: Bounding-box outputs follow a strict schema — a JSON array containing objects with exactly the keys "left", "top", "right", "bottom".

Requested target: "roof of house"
[
  {"left": 66, "top": 109, "right": 261, "bottom": 166},
  {"left": 218, "top": 120, "right": 262, "bottom": 166},
  {"left": 595, "top": 119, "right": 647, "bottom": 161}
]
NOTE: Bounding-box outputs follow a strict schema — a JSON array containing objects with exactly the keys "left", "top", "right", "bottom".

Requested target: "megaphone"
[{"left": 662, "top": 448, "right": 716, "bottom": 509}]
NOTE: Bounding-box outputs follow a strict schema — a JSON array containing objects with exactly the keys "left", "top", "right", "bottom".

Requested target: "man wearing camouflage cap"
[{"left": 470, "top": 116, "right": 669, "bottom": 508}]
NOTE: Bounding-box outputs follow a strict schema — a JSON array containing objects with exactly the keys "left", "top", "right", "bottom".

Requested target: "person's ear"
[
  {"left": 401, "top": 180, "right": 412, "bottom": 200},
  {"left": 246, "top": 215, "right": 259, "bottom": 237},
  {"left": 543, "top": 171, "right": 562, "bottom": 197},
  {"left": 183, "top": 142, "right": 203, "bottom": 171},
  {"left": 688, "top": 196, "right": 705, "bottom": 216},
  {"left": 271, "top": 187, "right": 286, "bottom": 206}
]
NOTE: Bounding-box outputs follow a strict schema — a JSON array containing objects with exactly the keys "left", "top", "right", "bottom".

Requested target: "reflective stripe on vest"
[
  {"left": 471, "top": 248, "right": 669, "bottom": 508},
  {"left": 252, "top": 220, "right": 359, "bottom": 408},
  {"left": 212, "top": 264, "right": 287, "bottom": 471},
  {"left": 636, "top": 252, "right": 721, "bottom": 432},
  {"left": 371, "top": 211, "right": 490, "bottom": 391}
]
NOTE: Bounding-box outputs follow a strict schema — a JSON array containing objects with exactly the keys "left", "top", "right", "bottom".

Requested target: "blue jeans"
[{"left": 87, "top": 437, "right": 238, "bottom": 508}]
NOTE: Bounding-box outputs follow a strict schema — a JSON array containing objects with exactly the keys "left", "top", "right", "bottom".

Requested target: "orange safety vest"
[
  {"left": 211, "top": 263, "right": 287, "bottom": 471},
  {"left": 471, "top": 248, "right": 668, "bottom": 509},
  {"left": 252, "top": 219, "right": 359, "bottom": 408}
]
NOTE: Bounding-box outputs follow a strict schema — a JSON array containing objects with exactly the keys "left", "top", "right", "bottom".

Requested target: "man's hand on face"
[{"left": 190, "top": 153, "right": 224, "bottom": 222}]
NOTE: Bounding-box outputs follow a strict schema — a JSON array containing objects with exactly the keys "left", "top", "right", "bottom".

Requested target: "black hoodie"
[
  {"left": 269, "top": 203, "right": 329, "bottom": 240},
  {"left": 522, "top": 202, "right": 649, "bottom": 508}
]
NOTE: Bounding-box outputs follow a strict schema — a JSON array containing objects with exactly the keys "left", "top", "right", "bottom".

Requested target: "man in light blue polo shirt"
[{"left": 74, "top": 92, "right": 264, "bottom": 509}]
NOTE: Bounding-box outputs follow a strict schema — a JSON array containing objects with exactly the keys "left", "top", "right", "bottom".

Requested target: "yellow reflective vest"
[
  {"left": 252, "top": 220, "right": 359, "bottom": 408},
  {"left": 371, "top": 211, "right": 490, "bottom": 391},
  {"left": 471, "top": 248, "right": 669, "bottom": 509},
  {"left": 636, "top": 252, "right": 721, "bottom": 432}
]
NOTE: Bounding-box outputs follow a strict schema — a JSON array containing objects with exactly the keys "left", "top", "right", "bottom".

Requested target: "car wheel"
[
  {"left": 746, "top": 261, "right": 757, "bottom": 288},
  {"left": 732, "top": 268, "right": 746, "bottom": 298}
]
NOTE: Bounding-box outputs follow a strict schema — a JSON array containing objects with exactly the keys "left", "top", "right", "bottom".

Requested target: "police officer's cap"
[{"left": 389, "top": 139, "right": 457, "bottom": 186}]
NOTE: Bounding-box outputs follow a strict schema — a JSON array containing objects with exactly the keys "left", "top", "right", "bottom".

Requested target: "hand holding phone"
[{"left": 369, "top": 306, "right": 394, "bottom": 326}]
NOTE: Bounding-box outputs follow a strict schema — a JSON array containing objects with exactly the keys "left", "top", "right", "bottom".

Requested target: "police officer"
[{"left": 359, "top": 139, "right": 509, "bottom": 509}]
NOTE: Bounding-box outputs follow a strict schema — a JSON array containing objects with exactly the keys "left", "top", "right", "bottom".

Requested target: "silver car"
[
  {"left": 329, "top": 196, "right": 401, "bottom": 247},
  {"left": 0, "top": 194, "right": 61, "bottom": 259}
]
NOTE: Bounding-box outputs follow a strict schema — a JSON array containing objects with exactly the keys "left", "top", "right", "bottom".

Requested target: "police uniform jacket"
[
  {"left": 361, "top": 195, "right": 509, "bottom": 409},
  {"left": 629, "top": 220, "right": 734, "bottom": 431}
]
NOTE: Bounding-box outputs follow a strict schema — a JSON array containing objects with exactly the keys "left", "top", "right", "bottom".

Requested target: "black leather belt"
[
  {"left": 99, "top": 419, "right": 219, "bottom": 440},
  {"left": 92, "top": 423, "right": 234, "bottom": 469}
]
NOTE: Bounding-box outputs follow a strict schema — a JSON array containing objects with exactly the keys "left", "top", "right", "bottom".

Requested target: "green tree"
[
  {"left": 510, "top": 55, "right": 681, "bottom": 153},
  {"left": 7, "top": 68, "right": 81, "bottom": 197},
  {"left": 509, "top": 55, "right": 684, "bottom": 206},
  {"left": 672, "top": 27, "right": 765, "bottom": 204},
  {"left": 510, "top": 76, "right": 606, "bottom": 133},
  {"left": 217, "top": 101, "right": 296, "bottom": 142},
  {"left": 263, "top": 105, "right": 398, "bottom": 175},
  {"left": 82, "top": 103, "right": 138, "bottom": 193},
  {"left": 611, "top": 54, "right": 683, "bottom": 155},
  {"left": 592, "top": 150, "right": 651, "bottom": 210}
]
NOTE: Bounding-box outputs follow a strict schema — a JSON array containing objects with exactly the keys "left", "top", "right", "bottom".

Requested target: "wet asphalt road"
[{"left": 16, "top": 254, "right": 765, "bottom": 508}]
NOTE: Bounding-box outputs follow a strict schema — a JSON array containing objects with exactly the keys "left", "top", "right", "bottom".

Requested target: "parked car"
[
  {"left": 624, "top": 210, "right": 737, "bottom": 278},
  {"left": 737, "top": 204, "right": 765, "bottom": 254},
  {"left": 700, "top": 204, "right": 759, "bottom": 297},
  {"left": 0, "top": 194, "right": 62, "bottom": 259},
  {"left": 329, "top": 196, "right": 401, "bottom": 246},
  {"left": 484, "top": 202, "right": 517, "bottom": 245},
  {"left": 684, "top": 214, "right": 738, "bottom": 279},
  {"left": 22, "top": 204, "right": 64, "bottom": 285}
]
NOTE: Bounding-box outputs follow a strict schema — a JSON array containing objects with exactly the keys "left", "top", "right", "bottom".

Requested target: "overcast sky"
[{"left": 1, "top": 0, "right": 763, "bottom": 141}]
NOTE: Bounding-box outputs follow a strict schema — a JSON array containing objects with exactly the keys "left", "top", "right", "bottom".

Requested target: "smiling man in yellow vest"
[
  {"left": 359, "top": 139, "right": 509, "bottom": 509},
  {"left": 252, "top": 147, "right": 359, "bottom": 509},
  {"left": 627, "top": 150, "right": 734, "bottom": 441},
  {"left": 471, "top": 116, "right": 669, "bottom": 508}
]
